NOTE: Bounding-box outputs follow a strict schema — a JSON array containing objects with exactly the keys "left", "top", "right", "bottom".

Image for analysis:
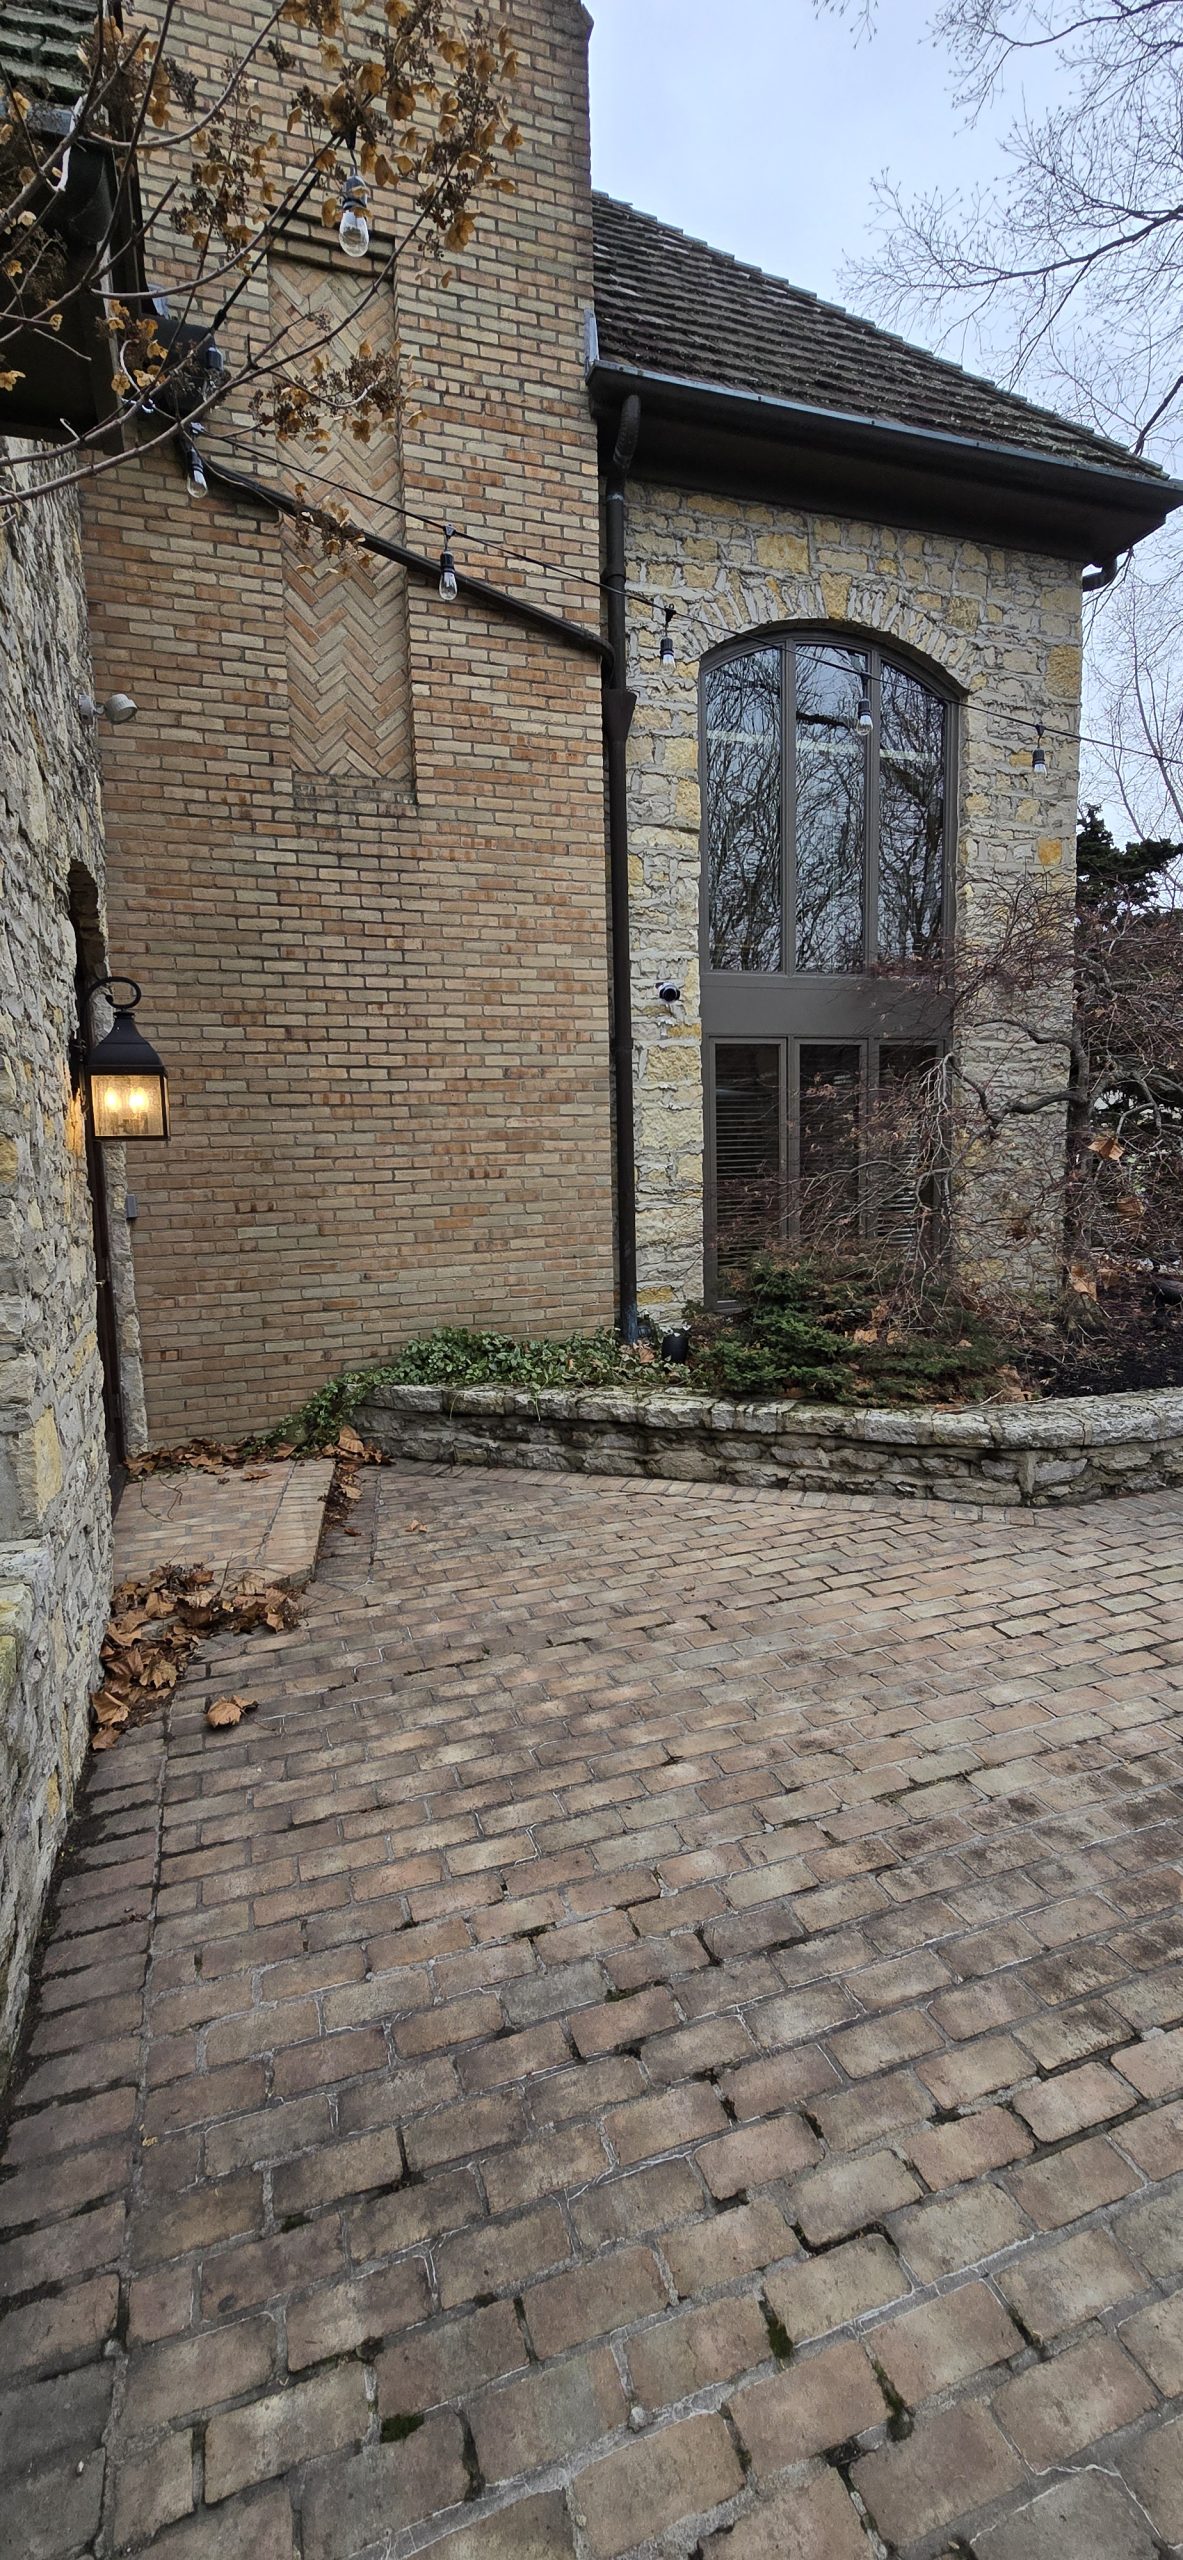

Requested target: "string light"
[
  {"left": 660, "top": 605, "right": 676, "bottom": 667},
  {"left": 857, "top": 687, "right": 873, "bottom": 731},
  {"left": 337, "top": 170, "right": 370, "bottom": 260},
  {"left": 1032, "top": 723, "right": 1047, "bottom": 775},
  {"left": 438, "top": 524, "right": 458, "bottom": 603}
]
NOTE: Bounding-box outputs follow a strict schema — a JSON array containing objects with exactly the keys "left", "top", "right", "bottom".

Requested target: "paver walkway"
[
  {"left": 112, "top": 1459, "right": 335, "bottom": 1591},
  {"left": 6, "top": 1466, "right": 1183, "bottom": 2559}
]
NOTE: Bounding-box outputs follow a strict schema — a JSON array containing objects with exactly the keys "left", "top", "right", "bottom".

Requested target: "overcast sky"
[{"left": 587, "top": 0, "right": 1028, "bottom": 341}]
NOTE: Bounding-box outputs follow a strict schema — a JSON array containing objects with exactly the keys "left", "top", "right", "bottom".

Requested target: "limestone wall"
[
  {"left": 622, "top": 487, "right": 1082, "bottom": 1320},
  {"left": 0, "top": 447, "right": 126, "bottom": 2077},
  {"left": 358, "top": 1379, "right": 1183, "bottom": 1510}
]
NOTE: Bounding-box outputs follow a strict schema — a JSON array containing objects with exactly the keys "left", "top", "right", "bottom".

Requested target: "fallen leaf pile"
[
  {"left": 92, "top": 1565, "right": 300, "bottom": 1751},
  {"left": 125, "top": 1440, "right": 250, "bottom": 1479},
  {"left": 324, "top": 1424, "right": 379, "bottom": 1535}
]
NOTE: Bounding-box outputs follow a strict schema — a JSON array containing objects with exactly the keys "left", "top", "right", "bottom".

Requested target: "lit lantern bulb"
[
  {"left": 338, "top": 171, "right": 370, "bottom": 259},
  {"left": 439, "top": 524, "right": 458, "bottom": 603}
]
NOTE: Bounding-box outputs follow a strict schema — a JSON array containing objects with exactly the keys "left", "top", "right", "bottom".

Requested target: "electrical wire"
[{"left": 207, "top": 425, "right": 590, "bottom": 586}]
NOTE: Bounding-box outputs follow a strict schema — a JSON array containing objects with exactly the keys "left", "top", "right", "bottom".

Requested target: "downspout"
[{"left": 603, "top": 394, "right": 641, "bottom": 1340}]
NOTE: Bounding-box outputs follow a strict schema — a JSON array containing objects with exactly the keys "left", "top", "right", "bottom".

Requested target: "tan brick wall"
[
  {"left": 622, "top": 487, "right": 1081, "bottom": 1316},
  {"left": 83, "top": 0, "right": 614, "bottom": 1443}
]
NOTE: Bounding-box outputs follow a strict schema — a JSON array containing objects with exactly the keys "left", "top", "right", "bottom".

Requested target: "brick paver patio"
[{"left": 6, "top": 1464, "right": 1183, "bottom": 2558}]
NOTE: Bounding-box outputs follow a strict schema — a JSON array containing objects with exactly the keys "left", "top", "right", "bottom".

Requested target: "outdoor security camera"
[
  {"left": 78, "top": 691, "right": 138, "bottom": 725},
  {"left": 657, "top": 981, "right": 682, "bottom": 1004}
]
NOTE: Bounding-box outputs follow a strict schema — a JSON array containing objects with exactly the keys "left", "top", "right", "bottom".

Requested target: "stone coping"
[{"left": 356, "top": 1380, "right": 1183, "bottom": 1507}]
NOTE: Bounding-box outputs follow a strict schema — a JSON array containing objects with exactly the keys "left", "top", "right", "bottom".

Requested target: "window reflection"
[
  {"left": 705, "top": 650, "right": 782, "bottom": 971},
  {"left": 879, "top": 667, "right": 946, "bottom": 962},
  {"left": 795, "top": 648, "right": 867, "bottom": 972},
  {"left": 703, "top": 637, "right": 948, "bottom": 977},
  {"left": 799, "top": 1044, "right": 861, "bottom": 1237}
]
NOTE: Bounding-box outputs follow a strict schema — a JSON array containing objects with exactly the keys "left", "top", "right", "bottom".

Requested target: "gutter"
[
  {"left": 587, "top": 359, "right": 1183, "bottom": 553},
  {"left": 603, "top": 395, "right": 642, "bottom": 1344},
  {"left": 197, "top": 443, "right": 613, "bottom": 671}
]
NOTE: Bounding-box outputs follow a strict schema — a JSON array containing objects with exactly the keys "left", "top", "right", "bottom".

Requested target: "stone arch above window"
[{"left": 701, "top": 628, "right": 957, "bottom": 978}]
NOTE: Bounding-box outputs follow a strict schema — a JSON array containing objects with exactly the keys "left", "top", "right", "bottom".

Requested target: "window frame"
[
  {"left": 699, "top": 627, "right": 958, "bottom": 984},
  {"left": 698, "top": 628, "right": 958, "bottom": 1303}
]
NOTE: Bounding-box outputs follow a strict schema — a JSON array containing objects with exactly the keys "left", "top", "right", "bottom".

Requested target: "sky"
[{"left": 587, "top": 0, "right": 1029, "bottom": 345}]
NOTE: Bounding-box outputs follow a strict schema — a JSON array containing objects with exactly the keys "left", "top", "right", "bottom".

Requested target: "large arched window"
[{"left": 700, "top": 632, "right": 953, "bottom": 1292}]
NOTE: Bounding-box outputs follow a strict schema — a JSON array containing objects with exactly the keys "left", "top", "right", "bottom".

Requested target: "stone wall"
[
  {"left": 0, "top": 446, "right": 127, "bottom": 2078},
  {"left": 622, "top": 486, "right": 1082, "bottom": 1320},
  {"left": 357, "top": 1379, "right": 1183, "bottom": 1510}
]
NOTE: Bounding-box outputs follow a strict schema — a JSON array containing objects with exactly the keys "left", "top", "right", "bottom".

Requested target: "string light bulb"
[
  {"left": 184, "top": 430, "right": 208, "bottom": 498},
  {"left": 338, "top": 169, "right": 370, "bottom": 259},
  {"left": 857, "top": 687, "right": 873, "bottom": 731},
  {"left": 660, "top": 605, "right": 676, "bottom": 667},
  {"left": 438, "top": 525, "right": 458, "bottom": 603},
  {"left": 1032, "top": 723, "right": 1047, "bottom": 775}
]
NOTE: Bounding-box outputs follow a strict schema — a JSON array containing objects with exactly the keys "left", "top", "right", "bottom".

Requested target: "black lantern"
[{"left": 83, "top": 978, "right": 170, "bottom": 1141}]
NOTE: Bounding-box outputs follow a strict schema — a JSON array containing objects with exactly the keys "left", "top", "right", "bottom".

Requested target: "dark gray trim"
[{"left": 589, "top": 360, "right": 1181, "bottom": 560}]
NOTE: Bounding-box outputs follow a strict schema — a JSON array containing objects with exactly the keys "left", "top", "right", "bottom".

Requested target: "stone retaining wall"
[{"left": 357, "top": 1380, "right": 1183, "bottom": 1509}]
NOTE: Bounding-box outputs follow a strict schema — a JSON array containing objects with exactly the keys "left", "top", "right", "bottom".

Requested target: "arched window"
[{"left": 700, "top": 633, "right": 953, "bottom": 1292}]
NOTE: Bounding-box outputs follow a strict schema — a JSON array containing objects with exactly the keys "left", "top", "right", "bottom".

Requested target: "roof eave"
[{"left": 588, "top": 359, "right": 1182, "bottom": 561}]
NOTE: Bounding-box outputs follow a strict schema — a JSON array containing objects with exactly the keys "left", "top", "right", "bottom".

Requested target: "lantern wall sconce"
[{"left": 79, "top": 977, "right": 170, "bottom": 1141}]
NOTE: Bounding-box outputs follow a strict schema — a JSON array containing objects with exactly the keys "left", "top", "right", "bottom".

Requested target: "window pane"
[
  {"left": 705, "top": 650, "right": 783, "bottom": 971},
  {"left": 795, "top": 646, "right": 866, "bottom": 971},
  {"left": 878, "top": 665, "right": 946, "bottom": 963},
  {"left": 872, "top": 1044, "right": 941, "bottom": 1248},
  {"left": 798, "top": 1043, "right": 861, "bottom": 1238},
  {"left": 714, "top": 1044, "right": 782, "bottom": 1262}
]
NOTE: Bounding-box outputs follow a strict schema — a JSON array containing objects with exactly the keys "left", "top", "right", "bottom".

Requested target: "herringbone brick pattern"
[
  {"left": 269, "top": 259, "right": 414, "bottom": 792},
  {"left": 7, "top": 1466, "right": 1183, "bottom": 2557}
]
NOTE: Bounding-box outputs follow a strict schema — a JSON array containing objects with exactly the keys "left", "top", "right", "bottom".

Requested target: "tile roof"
[
  {"left": 592, "top": 193, "right": 1164, "bottom": 485},
  {"left": 1, "top": 0, "right": 95, "bottom": 103}
]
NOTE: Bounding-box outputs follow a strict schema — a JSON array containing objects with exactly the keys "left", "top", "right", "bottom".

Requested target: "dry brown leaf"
[
  {"left": 205, "top": 1694, "right": 258, "bottom": 1730},
  {"left": 1068, "top": 1261, "right": 1099, "bottom": 1299},
  {"left": 337, "top": 1424, "right": 367, "bottom": 1455},
  {"left": 1089, "top": 1131, "right": 1124, "bottom": 1161},
  {"left": 405, "top": 1519, "right": 427, "bottom": 1534},
  {"left": 1117, "top": 1193, "right": 1145, "bottom": 1222}
]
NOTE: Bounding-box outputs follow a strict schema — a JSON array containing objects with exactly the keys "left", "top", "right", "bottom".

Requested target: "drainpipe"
[{"left": 603, "top": 394, "right": 641, "bottom": 1341}]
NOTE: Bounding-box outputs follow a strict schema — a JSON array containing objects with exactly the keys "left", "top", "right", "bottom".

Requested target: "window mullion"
[
  {"left": 784, "top": 642, "right": 795, "bottom": 976},
  {"left": 866, "top": 652, "right": 880, "bottom": 970}
]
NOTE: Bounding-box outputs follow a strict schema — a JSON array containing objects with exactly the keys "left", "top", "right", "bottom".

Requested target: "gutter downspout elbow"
[{"left": 603, "top": 393, "right": 642, "bottom": 1343}]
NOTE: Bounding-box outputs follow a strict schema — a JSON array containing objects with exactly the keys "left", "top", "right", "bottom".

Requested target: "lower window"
[{"left": 709, "top": 1039, "right": 943, "bottom": 1293}]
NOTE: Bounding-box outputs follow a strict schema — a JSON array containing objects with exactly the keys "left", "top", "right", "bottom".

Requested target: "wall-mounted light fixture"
[
  {"left": 80, "top": 977, "right": 170, "bottom": 1141},
  {"left": 78, "top": 690, "right": 137, "bottom": 724}
]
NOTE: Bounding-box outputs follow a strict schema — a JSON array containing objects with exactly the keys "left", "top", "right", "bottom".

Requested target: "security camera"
[
  {"left": 78, "top": 691, "right": 137, "bottom": 725},
  {"left": 656, "top": 982, "right": 682, "bottom": 1004}
]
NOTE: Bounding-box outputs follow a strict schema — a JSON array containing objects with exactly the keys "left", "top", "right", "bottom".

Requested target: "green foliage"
[
  {"left": 689, "top": 1254, "right": 1004, "bottom": 1407},
  {"left": 266, "top": 1326, "right": 656, "bottom": 1449},
  {"left": 1077, "top": 805, "right": 1181, "bottom": 915},
  {"left": 269, "top": 1272, "right": 1008, "bottom": 1452}
]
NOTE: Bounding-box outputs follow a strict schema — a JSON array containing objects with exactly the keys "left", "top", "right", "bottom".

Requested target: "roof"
[
  {"left": 1, "top": 0, "right": 94, "bottom": 102},
  {"left": 592, "top": 194, "right": 1165, "bottom": 489}
]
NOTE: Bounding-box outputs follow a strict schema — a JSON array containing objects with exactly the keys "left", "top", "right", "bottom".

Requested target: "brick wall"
[
  {"left": 84, "top": 0, "right": 614, "bottom": 1444},
  {"left": 621, "top": 487, "right": 1081, "bottom": 1317}
]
